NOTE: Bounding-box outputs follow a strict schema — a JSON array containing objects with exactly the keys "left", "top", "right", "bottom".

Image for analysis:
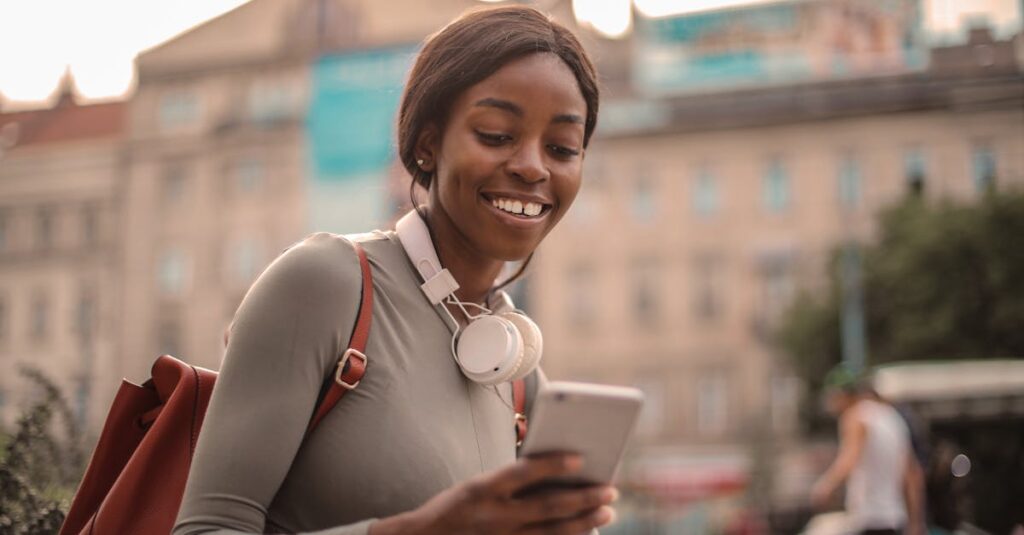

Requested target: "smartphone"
[{"left": 517, "top": 381, "right": 644, "bottom": 494}]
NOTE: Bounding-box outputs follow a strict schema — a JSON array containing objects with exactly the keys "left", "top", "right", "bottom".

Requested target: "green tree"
[
  {"left": 779, "top": 191, "right": 1024, "bottom": 396},
  {"left": 0, "top": 367, "right": 85, "bottom": 534}
]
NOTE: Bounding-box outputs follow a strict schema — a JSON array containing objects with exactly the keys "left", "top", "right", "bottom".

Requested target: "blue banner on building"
[
  {"left": 307, "top": 46, "right": 416, "bottom": 233},
  {"left": 634, "top": 0, "right": 925, "bottom": 95}
]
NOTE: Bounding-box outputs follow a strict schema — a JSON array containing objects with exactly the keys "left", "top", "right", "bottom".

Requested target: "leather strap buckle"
[
  {"left": 335, "top": 348, "right": 368, "bottom": 390},
  {"left": 514, "top": 412, "right": 527, "bottom": 447}
]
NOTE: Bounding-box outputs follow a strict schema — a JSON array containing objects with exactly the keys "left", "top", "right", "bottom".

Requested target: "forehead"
[{"left": 453, "top": 53, "right": 586, "bottom": 119}]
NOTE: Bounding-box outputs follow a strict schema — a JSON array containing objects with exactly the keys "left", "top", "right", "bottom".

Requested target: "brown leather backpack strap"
[
  {"left": 307, "top": 241, "right": 372, "bottom": 433},
  {"left": 513, "top": 378, "right": 527, "bottom": 447}
]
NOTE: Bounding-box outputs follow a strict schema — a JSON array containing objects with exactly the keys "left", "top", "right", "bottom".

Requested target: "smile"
[
  {"left": 492, "top": 196, "right": 546, "bottom": 217},
  {"left": 480, "top": 193, "right": 553, "bottom": 227}
]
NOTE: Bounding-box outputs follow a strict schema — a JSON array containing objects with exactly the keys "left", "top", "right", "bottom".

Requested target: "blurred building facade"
[
  {"left": 0, "top": 77, "right": 124, "bottom": 431},
  {"left": 531, "top": 13, "right": 1024, "bottom": 509},
  {"left": 118, "top": 0, "right": 314, "bottom": 384}
]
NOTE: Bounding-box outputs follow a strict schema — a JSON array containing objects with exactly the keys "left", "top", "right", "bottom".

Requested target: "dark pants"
[{"left": 861, "top": 529, "right": 900, "bottom": 535}]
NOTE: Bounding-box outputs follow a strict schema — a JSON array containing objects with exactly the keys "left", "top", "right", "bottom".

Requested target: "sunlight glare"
[{"left": 573, "top": 0, "right": 632, "bottom": 39}]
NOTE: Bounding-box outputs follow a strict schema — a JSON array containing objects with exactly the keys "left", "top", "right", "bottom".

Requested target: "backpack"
[{"left": 59, "top": 242, "right": 527, "bottom": 535}]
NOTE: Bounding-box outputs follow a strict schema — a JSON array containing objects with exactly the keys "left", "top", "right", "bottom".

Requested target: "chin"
[{"left": 481, "top": 238, "right": 538, "bottom": 263}]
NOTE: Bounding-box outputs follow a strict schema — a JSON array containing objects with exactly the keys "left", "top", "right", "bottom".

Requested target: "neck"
[{"left": 422, "top": 204, "right": 504, "bottom": 305}]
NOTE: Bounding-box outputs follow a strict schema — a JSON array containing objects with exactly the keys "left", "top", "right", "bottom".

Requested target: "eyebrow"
[{"left": 474, "top": 97, "right": 584, "bottom": 126}]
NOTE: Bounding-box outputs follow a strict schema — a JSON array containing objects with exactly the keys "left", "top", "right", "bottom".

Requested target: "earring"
[{"left": 417, "top": 159, "right": 425, "bottom": 166}]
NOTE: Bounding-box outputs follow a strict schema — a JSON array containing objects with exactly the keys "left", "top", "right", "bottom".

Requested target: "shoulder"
[
  {"left": 841, "top": 403, "right": 869, "bottom": 433},
  {"left": 252, "top": 232, "right": 368, "bottom": 306}
]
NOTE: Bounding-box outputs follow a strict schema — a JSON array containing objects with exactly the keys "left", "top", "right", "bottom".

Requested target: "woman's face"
[{"left": 424, "top": 52, "right": 587, "bottom": 261}]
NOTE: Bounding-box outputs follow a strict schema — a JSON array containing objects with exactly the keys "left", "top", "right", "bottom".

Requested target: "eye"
[
  {"left": 548, "top": 144, "right": 581, "bottom": 159},
  {"left": 476, "top": 131, "right": 513, "bottom": 146}
]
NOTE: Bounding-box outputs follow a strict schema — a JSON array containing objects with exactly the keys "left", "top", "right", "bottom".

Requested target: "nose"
[{"left": 506, "top": 141, "right": 549, "bottom": 184}]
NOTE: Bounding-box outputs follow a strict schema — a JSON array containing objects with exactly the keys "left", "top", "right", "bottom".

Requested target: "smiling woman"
[
  {"left": 172, "top": 5, "right": 612, "bottom": 535},
  {"left": 399, "top": 7, "right": 599, "bottom": 296}
]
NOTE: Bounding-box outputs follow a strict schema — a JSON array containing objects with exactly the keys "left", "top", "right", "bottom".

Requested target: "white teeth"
[{"left": 490, "top": 197, "right": 545, "bottom": 217}]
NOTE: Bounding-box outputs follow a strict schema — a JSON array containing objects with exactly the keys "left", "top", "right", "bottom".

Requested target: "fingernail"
[
  {"left": 607, "top": 487, "right": 620, "bottom": 502},
  {"left": 594, "top": 506, "right": 614, "bottom": 525}
]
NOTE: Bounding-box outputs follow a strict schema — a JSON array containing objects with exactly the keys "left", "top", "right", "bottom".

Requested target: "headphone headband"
[
  {"left": 396, "top": 210, "right": 460, "bottom": 305},
  {"left": 394, "top": 209, "right": 541, "bottom": 386}
]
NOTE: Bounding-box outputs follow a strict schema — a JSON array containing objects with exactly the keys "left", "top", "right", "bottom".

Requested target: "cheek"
[
  {"left": 439, "top": 135, "right": 501, "bottom": 197},
  {"left": 554, "top": 169, "right": 583, "bottom": 210}
]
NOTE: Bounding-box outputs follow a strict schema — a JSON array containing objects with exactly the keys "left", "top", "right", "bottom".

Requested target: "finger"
[
  {"left": 515, "top": 485, "right": 617, "bottom": 524},
  {"left": 518, "top": 505, "right": 615, "bottom": 535},
  {"left": 483, "top": 453, "right": 583, "bottom": 497}
]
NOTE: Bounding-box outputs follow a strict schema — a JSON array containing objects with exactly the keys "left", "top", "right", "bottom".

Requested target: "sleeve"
[
  {"left": 516, "top": 367, "right": 548, "bottom": 460},
  {"left": 172, "top": 234, "right": 378, "bottom": 535},
  {"left": 523, "top": 366, "right": 548, "bottom": 422}
]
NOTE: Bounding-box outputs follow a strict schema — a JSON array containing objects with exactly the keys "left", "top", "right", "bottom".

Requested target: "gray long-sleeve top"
[{"left": 173, "top": 229, "right": 542, "bottom": 534}]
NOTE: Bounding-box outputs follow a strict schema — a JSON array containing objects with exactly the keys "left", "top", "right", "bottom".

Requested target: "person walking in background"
[{"left": 811, "top": 366, "right": 926, "bottom": 535}]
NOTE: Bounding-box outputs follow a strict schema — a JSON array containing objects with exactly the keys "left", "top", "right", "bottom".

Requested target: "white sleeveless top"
[{"left": 846, "top": 399, "right": 910, "bottom": 530}]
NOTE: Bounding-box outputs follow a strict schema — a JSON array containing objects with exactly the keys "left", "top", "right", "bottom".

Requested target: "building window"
[
  {"left": 0, "top": 295, "right": 7, "bottom": 344},
  {"left": 0, "top": 211, "right": 7, "bottom": 252},
  {"left": 971, "top": 143, "right": 997, "bottom": 192},
  {"left": 757, "top": 250, "right": 796, "bottom": 332},
  {"left": 837, "top": 151, "right": 862, "bottom": 209},
  {"left": 36, "top": 207, "right": 54, "bottom": 250},
  {"left": 82, "top": 205, "right": 99, "bottom": 247},
  {"left": 697, "top": 371, "right": 729, "bottom": 437},
  {"left": 158, "top": 249, "right": 190, "bottom": 296},
  {"left": 571, "top": 156, "right": 605, "bottom": 226},
  {"left": 248, "top": 79, "right": 298, "bottom": 123},
  {"left": 230, "top": 239, "right": 264, "bottom": 283},
  {"left": 236, "top": 158, "right": 265, "bottom": 194},
  {"left": 567, "top": 263, "right": 597, "bottom": 329},
  {"left": 161, "top": 163, "right": 188, "bottom": 204},
  {"left": 570, "top": 188, "right": 597, "bottom": 226},
  {"left": 692, "top": 165, "right": 719, "bottom": 217},
  {"left": 762, "top": 157, "right": 790, "bottom": 213},
  {"left": 634, "top": 379, "right": 664, "bottom": 438},
  {"left": 631, "top": 167, "right": 657, "bottom": 224},
  {"left": 30, "top": 292, "right": 50, "bottom": 342},
  {"left": 771, "top": 376, "right": 801, "bottom": 433},
  {"left": 632, "top": 261, "right": 659, "bottom": 326},
  {"left": 904, "top": 146, "right": 927, "bottom": 196},
  {"left": 692, "top": 255, "right": 723, "bottom": 322},
  {"left": 75, "top": 289, "right": 96, "bottom": 340},
  {"left": 157, "top": 318, "right": 183, "bottom": 357},
  {"left": 159, "top": 90, "right": 200, "bottom": 130}
]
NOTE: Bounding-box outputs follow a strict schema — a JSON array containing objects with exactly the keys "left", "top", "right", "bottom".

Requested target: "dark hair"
[
  {"left": 399, "top": 5, "right": 599, "bottom": 189},
  {"left": 397, "top": 5, "right": 600, "bottom": 291}
]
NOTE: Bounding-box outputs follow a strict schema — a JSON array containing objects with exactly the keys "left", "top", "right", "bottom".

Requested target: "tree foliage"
[
  {"left": 0, "top": 367, "right": 85, "bottom": 535},
  {"left": 777, "top": 191, "right": 1024, "bottom": 413}
]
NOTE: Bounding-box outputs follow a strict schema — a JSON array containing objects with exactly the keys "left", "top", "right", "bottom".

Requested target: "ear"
[{"left": 414, "top": 123, "right": 440, "bottom": 173}]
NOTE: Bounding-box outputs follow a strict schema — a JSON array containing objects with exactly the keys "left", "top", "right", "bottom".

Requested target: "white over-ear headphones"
[{"left": 396, "top": 210, "right": 542, "bottom": 385}]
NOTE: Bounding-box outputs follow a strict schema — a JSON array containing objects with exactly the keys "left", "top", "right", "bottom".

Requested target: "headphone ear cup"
[
  {"left": 457, "top": 315, "right": 524, "bottom": 385},
  {"left": 499, "top": 312, "right": 543, "bottom": 381}
]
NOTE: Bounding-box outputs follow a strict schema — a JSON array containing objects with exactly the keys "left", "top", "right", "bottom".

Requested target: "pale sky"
[{"left": 1, "top": 0, "right": 1019, "bottom": 108}]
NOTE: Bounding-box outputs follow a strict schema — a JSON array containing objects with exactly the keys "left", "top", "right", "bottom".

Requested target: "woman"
[{"left": 174, "top": 6, "right": 613, "bottom": 535}]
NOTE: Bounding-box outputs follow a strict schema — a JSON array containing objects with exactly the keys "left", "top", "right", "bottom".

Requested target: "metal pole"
[{"left": 840, "top": 241, "right": 866, "bottom": 374}]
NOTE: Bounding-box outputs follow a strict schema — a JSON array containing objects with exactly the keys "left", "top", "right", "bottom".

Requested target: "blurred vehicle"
[{"left": 873, "top": 360, "right": 1024, "bottom": 534}]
